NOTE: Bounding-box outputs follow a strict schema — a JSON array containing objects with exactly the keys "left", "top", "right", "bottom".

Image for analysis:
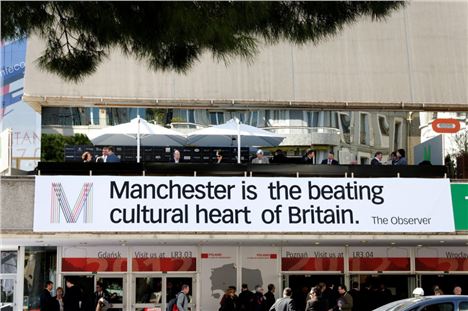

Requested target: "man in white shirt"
[{"left": 252, "top": 149, "right": 269, "bottom": 164}]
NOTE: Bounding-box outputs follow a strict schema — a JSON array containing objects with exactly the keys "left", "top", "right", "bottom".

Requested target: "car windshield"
[{"left": 373, "top": 298, "right": 424, "bottom": 311}]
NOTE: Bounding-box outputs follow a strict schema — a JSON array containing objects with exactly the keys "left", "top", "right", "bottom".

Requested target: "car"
[{"left": 373, "top": 295, "right": 468, "bottom": 311}]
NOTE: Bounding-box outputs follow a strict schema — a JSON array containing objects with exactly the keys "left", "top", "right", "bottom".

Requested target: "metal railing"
[{"left": 263, "top": 126, "right": 341, "bottom": 135}]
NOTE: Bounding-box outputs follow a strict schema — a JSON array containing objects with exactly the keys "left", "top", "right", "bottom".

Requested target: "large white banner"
[{"left": 34, "top": 176, "right": 454, "bottom": 232}]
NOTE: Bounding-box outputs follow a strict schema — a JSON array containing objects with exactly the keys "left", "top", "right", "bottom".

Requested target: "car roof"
[{"left": 374, "top": 295, "right": 468, "bottom": 311}]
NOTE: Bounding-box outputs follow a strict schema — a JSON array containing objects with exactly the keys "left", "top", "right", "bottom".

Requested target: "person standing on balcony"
[
  {"left": 302, "top": 149, "right": 316, "bottom": 164},
  {"left": 172, "top": 149, "right": 182, "bottom": 163},
  {"left": 371, "top": 152, "right": 383, "bottom": 166},
  {"left": 81, "top": 151, "right": 93, "bottom": 163},
  {"left": 321, "top": 151, "right": 339, "bottom": 165},
  {"left": 393, "top": 149, "right": 407, "bottom": 166},
  {"left": 252, "top": 149, "right": 269, "bottom": 164},
  {"left": 105, "top": 146, "right": 120, "bottom": 162},
  {"left": 215, "top": 150, "right": 224, "bottom": 164}
]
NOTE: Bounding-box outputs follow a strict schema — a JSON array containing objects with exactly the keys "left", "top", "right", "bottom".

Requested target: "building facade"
[{"left": 1, "top": 1, "right": 468, "bottom": 311}]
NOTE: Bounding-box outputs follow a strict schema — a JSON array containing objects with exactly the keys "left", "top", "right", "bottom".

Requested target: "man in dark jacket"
[
  {"left": 40, "top": 281, "right": 54, "bottom": 311},
  {"left": 64, "top": 278, "right": 82, "bottom": 311},
  {"left": 238, "top": 284, "right": 255, "bottom": 311},
  {"left": 94, "top": 281, "right": 111, "bottom": 310},
  {"left": 371, "top": 152, "right": 383, "bottom": 166},
  {"left": 269, "top": 287, "right": 296, "bottom": 311},
  {"left": 321, "top": 151, "right": 339, "bottom": 165},
  {"left": 264, "top": 284, "right": 276, "bottom": 310}
]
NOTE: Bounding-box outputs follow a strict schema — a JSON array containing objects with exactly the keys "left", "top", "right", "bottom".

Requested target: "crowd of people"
[
  {"left": 39, "top": 279, "right": 116, "bottom": 311},
  {"left": 81, "top": 146, "right": 121, "bottom": 163},
  {"left": 80, "top": 147, "right": 411, "bottom": 166},
  {"left": 218, "top": 282, "right": 464, "bottom": 311},
  {"left": 40, "top": 280, "right": 192, "bottom": 311}
]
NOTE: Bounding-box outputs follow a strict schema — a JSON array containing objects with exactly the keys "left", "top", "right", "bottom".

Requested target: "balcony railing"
[
  {"left": 263, "top": 126, "right": 341, "bottom": 135},
  {"left": 36, "top": 162, "right": 447, "bottom": 178}
]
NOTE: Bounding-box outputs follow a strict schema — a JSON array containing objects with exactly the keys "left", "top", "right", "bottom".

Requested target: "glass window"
[
  {"left": 23, "top": 247, "right": 57, "bottom": 311},
  {"left": 378, "top": 116, "right": 390, "bottom": 136},
  {"left": 135, "top": 277, "right": 162, "bottom": 304},
  {"left": 460, "top": 302, "right": 468, "bottom": 311},
  {"left": 249, "top": 111, "right": 259, "bottom": 127},
  {"left": 97, "top": 277, "right": 124, "bottom": 304},
  {"left": 42, "top": 107, "right": 103, "bottom": 126},
  {"left": 172, "top": 109, "right": 196, "bottom": 124},
  {"left": 306, "top": 111, "right": 319, "bottom": 127},
  {"left": 420, "top": 302, "right": 454, "bottom": 311},
  {"left": 394, "top": 120, "right": 402, "bottom": 150},
  {"left": 230, "top": 112, "right": 246, "bottom": 124},
  {"left": 209, "top": 112, "right": 225, "bottom": 125},
  {"left": 360, "top": 113, "right": 370, "bottom": 145},
  {"left": 89, "top": 107, "right": 100, "bottom": 125},
  {"left": 0, "top": 279, "right": 14, "bottom": 303},
  {"left": 339, "top": 113, "right": 351, "bottom": 144},
  {"left": 1, "top": 251, "right": 17, "bottom": 274}
]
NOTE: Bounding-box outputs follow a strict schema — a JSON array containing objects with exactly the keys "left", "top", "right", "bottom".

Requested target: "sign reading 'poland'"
[{"left": 33, "top": 176, "right": 454, "bottom": 233}]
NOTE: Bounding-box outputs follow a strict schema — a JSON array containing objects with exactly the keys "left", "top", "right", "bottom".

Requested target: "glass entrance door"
[
  {"left": 285, "top": 274, "right": 344, "bottom": 311},
  {"left": 133, "top": 274, "right": 194, "bottom": 311},
  {"left": 62, "top": 274, "right": 126, "bottom": 311},
  {"left": 350, "top": 274, "right": 415, "bottom": 310},
  {"left": 134, "top": 276, "right": 163, "bottom": 311},
  {"left": 96, "top": 275, "right": 125, "bottom": 311}
]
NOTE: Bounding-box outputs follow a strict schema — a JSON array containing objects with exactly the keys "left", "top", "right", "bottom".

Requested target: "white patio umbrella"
[
  {"left": 187, "top": 118, "right": 285, "bottom": 163},
  {"left": 88, "top": 116, "right": 186, "bottom": 162}
]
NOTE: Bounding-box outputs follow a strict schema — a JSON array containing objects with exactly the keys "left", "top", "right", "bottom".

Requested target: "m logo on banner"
[{"left": 51, "top": 182, "right": 93, "bottom": 223}]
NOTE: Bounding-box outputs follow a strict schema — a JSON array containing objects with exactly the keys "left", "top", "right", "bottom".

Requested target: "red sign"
[
  {"left": 132, "top": 258, "right": 196, "bottom": 272},
  {"left": 62, "top": 258, "right": 127, "bottom": 272},
  {"left": 349, "top": 257, "right": 410, "bottom": 271},
  {"left": 415, "top": 258, "right": 468, "bottom": 271},
  {"left": 432, "top": 118, "right": 461, "bottom": 133},
  {"left": 282, "top": 258, "right": 344, "bottom": 271}
]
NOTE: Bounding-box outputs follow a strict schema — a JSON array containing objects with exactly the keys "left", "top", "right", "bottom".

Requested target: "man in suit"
[
  {"left": 321, "top": 151, "right": 339, "bottom": 165},
  {"left": 269, "top": 287, "right": 296, "bottom": 311},
  {"left": 105, "top": 146, "right": 120, "bottom": 162},
  {"left": 39, "top": 280, "right": 54, "bottom": 311},
  {"left": 172, "top": 149, "right": 182, "bottom": 163},
  {"left": 371, "top": 152, "right": 383, "bottom": 166},
  {"left": 302, "top": 149, "right": 315, "bottom": 164},
  {"left": 64, "top": 278, "right": 82, "bottom": 311}
]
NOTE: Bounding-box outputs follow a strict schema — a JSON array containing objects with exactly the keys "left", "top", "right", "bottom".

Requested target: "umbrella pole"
[
  {"left": 237, "top": 118, "right": 241, "bottom": 164},
  {"left": 137, "top": 115, "right": 141, "bottom": 163}
]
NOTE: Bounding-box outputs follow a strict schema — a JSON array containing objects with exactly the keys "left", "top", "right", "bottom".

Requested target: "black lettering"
[
  {"left": 110, "top": 181, "right": 128, "bottom": 199},
  {"left": 110, "top": 208, "right": 122, "bottom": 223}
]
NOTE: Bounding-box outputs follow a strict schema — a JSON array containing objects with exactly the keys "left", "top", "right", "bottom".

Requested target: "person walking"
[
  {"left": 269, "top": 287, "right": 296, "bottom": 311},
  {"left": 175, "top": 284, "right": 190, "bottom": 311}
]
